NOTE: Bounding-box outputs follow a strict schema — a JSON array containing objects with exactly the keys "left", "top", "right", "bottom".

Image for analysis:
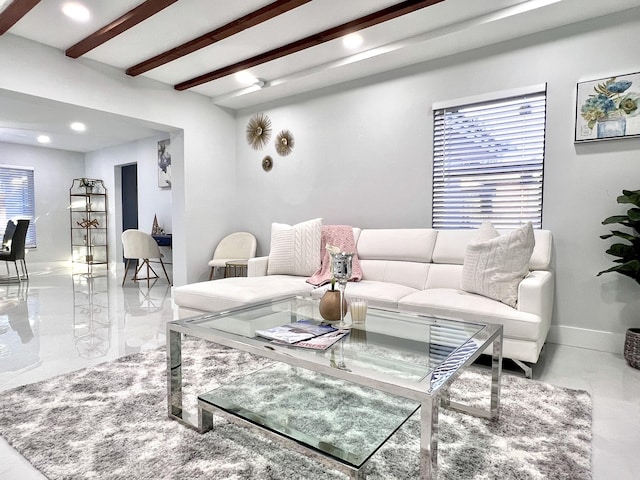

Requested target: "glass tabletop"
[{"left": 172, "top": 296, "right": 488, "bottom": 387}]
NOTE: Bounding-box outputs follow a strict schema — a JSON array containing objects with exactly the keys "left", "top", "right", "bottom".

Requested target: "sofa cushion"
[
  {"left": 398, "top": 288, "right": 542, "bottom": 341},
  {"left": 310, "top": 280, "right": 419, "bottom": 310},
  {"left": 461, "top": 222, "right": 535, "bottom": 308},
  {"left": 267, "top": 218, "right": 322, "bottom": 276},
  {"left": 356, "top": 229, "right": 437, "bottom": 262},
  {"left": 424, "top": 264, "right": 463, "bottom": 289},
  {"left": 174, "top": 276, "right": 315, "bottom": 313},
  {"left": 431, "top": 230, "right": 475, "bottom": 265},
  {"left": 359, "top": 259, "right": 430, "bottom": 290},
  {"left": 529, "top": 229, "right": 552, "bottom": 270}
]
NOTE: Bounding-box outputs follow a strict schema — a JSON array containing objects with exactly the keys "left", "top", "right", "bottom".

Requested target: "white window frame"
[
  {"left": 0, "top": 164, "right": 36, "bottom": 248},
  {"left": 432, "top": 84, "right": 547, "bottom": 230}
]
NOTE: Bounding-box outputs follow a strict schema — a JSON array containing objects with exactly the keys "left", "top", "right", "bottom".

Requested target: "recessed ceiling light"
[
  {"left": 235, "top": 70, "right": 258, "bottom": 86},
  {"left": 342, "top": 33, "right": 363, "bottom": 49},
  {"left": 37, "top": 135, "right": 51, "bottom": 144},
  {"left": 70, "top": 122, "right": 86, "bottom": 132},
  {"left": 62, "top": 2, "right": 90, "bottom": 22}
]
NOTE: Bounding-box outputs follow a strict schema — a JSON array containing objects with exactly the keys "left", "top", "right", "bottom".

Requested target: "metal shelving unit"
[{"left": 70, "top": 178, "right": 108, "bottom": 270}]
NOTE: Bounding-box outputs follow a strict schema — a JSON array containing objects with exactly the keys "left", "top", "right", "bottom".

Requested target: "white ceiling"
[{"left": 2, "top": 0, "right": 640, "bottom": 152}]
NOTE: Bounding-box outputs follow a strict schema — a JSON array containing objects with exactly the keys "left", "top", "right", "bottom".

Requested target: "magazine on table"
[
  {"left": 274, "top": 329, "right": 350, "bottom": 350},
  {"left": 255, "top": 319, "right": 338, "bottom": 344}
]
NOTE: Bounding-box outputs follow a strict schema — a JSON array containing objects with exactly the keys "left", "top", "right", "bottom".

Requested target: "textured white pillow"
[
  {"left": 461, "top": 222, "right": 535, "bottom": 308},
  {"left": 473, "top": 220, "right": 499, "bottom": 243},
  {"left": 267, "top": 218, "right": 322, "bottom": 276}
]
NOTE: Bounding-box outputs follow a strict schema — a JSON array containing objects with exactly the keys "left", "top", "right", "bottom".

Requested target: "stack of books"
[{"left": 255, "top": 319, "right": 349, "bottom": 350}]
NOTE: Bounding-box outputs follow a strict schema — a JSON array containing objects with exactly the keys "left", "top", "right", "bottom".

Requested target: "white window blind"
[
  {"left": 432, "top": 86, "right": 546, "bottom": 230},
  {"left": 0, "top": 165, "right": 36, "bottom": 248}
]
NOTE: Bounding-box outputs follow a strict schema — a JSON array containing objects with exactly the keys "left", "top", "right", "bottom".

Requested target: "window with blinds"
[
  {"left": 0, "top": 165, "right": 36, "bottom": 248},
  {"left": 432, "top": 85, "right": 547, "bottom": 230}
]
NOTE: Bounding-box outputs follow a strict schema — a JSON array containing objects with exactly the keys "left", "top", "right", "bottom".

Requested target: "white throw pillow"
[
  {"left": 267, "top": 218, "right": 322, "bottom": 276},
  {"left": 461, "top": 222, "right": 535, "bottom": 308},
  {"left": 473, "top": 220, "right": 499, "bottom": 243}
]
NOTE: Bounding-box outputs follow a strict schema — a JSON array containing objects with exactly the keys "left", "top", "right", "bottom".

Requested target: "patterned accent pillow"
[
  {"left": 461, "top": 222, "right": 535, "bottom": 308},
  {"left": 267, "top": 218, "right": 322, "bottom": 276},
  {"left": 473, "top": 220, "right": 499, "bottom": 243}
]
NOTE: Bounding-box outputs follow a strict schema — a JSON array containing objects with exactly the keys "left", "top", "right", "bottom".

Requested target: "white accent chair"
[
  {"left": 208, "top": 232, "right": 257, "bottom": 280},
  {"left": 121, "top": 229, "right": 171, "bottom": 287}
]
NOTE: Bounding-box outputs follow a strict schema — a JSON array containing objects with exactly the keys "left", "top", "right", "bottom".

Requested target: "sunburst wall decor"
[
  {"left": 275, "top": 129, "right": 295, "bottom": 156},
  {"left": 262, "top": 155, "right": 273, "bottom": 172},
  {"left": 246, "top": 113, "right": 272, "bottom": 150}
]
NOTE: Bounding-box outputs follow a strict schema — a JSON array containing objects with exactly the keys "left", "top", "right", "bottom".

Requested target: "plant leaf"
[
  {"left": 608, "top": 231, "right": 638, "bottom": 243},
  {"left": 606, "top": 242, "right": 635, "bottom": 257},
  {"left": 628, "top": 208, "right": 640, "bottom": 221},
  {"left": 602, "top": 215, "right": 631, "bottom": 225},
  {"left": 597, "top": 260, "right": 640, "bottom": 285},
  {"left": 619, "top": 190, "right": 640, "bottom": 207}
]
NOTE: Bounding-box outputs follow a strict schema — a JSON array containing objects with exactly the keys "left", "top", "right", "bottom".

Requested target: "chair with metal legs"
[{"left": 121, "top": 229, "right": 171, "bottom": 287}]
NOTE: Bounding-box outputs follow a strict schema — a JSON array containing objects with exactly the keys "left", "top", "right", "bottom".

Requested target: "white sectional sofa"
[{"left": 174, "top": 227, "right": 554, "bottom": 373}]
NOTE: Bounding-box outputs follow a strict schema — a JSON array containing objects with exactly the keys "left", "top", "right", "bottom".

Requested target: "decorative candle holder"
[
  {"left": 350, "top": 299, "right": 368, "bottom": 324},
  {"left": 329, "top": 251, "right": 354, "bottom": 329}
]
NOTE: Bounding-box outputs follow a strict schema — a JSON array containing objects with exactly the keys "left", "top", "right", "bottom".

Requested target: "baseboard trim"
[{"left": 548, "top": 325, "right": 623, "bottom": 354}]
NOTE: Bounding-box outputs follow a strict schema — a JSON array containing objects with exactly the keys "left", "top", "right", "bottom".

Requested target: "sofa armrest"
[
  {"left": 517, "top": 270, "right": 554, "bottom": 326},
  {"left": 248, "top": 256, "right": 269, "bottom": 277}
]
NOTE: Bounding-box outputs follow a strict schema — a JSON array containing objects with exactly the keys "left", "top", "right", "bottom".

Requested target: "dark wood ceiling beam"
[
  {"left": 0, "top": 0, "right": 40, "bottom": 35},
  {"left": 127, "top": 0, "right": 311, "bottom": 77},
  {"left": 65, "top": 0, "right": 178, "bottom": 58},
  {"left": 175, "top": 0, "right": 445, "bottom": 91}
]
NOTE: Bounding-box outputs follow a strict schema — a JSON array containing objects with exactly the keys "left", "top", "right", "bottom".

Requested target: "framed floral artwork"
[{"left": 575, "top": 72, "right": 640, "bottom": 142}]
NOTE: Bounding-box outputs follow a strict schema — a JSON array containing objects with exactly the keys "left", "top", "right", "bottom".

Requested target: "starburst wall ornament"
[
  {"left": 275, "top": 129, "right": 294, "bottom": 156},
  {"left": 246, "top": 113, "right": 272, "bottom": 150}
]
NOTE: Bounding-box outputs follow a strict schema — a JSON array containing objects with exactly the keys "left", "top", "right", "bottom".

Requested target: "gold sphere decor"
[
  {"left": 246, "top": 113, "right": 272, "bottom": 150},
  {"left": 262, "top": 155, "right": 273, "bottom": 172},
  {"left": 275, "top": 129, "right": 294, "bottom": 156}
]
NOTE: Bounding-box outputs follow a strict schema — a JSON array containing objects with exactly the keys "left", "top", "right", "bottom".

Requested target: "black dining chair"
[
  {"left": 2, "top": 220, "right": 16, "bottom": 250},
  {"left": 0, "top": 219, "right": 30, "bottom": 283}
]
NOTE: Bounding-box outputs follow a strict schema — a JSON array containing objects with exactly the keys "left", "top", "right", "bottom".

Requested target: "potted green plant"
[{"left": 597, "top": 188, "right": 640, "bottom": 369}]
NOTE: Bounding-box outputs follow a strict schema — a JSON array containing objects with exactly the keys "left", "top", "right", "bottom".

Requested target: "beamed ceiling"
[{"left": 1, "top": 0, "right": 639, "bottom": 151}]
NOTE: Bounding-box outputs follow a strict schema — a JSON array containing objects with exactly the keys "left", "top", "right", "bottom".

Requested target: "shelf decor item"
[
  {"left": 275, "top": 129, "right": 294, "bottom": 156},
  {"left": 70, "top": 178, "right": 108, "bottom": 270},
  {"left": 575, "top": 72, "right": 640, "bottom": 142},
  {"left": 246, "top": 113, "right": 272, "bottom": 150}
]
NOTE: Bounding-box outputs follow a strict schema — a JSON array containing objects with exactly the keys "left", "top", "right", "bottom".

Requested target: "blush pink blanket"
[{"left": 306, "top": 225, "right": 363, "bottom": 286}]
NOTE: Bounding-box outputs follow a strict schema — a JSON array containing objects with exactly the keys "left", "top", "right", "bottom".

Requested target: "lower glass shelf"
[{"left": 198, "top": 363, "right": 419, "bottom": 469}]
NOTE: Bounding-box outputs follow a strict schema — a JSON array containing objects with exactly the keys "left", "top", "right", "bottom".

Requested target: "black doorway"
[{"left": 121, "top": 164, "right": 138, "bottom": 261}]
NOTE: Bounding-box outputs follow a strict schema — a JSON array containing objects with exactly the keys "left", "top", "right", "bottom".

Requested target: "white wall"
[
  {"left": 0, "top": 141, "right": 84, "bottom": 263},
  {"left": 84, "top": 134, "right": 174, "bottom": 263},
  {"left": 234, "top": 9, "right": 640, "bottom": 353},
  {"left": 3, "top": 9, "right": 640, "bottom": 354},
  {"left": 0, "top": 34, "right": 236, "bottom": 285}
]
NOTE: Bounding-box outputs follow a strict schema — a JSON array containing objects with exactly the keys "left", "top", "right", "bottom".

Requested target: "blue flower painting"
[{"left": 576, "top": 72, "right": 640, "bottom": 142}]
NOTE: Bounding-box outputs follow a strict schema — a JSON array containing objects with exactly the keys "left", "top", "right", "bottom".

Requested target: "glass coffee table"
[{"left": 167, "top": 296, "right": 502, "bottom": 479}]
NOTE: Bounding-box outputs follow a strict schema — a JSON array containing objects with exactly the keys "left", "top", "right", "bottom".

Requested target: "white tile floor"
[{"left": 0, "top": 264, "right": 639, "bottom": 479}]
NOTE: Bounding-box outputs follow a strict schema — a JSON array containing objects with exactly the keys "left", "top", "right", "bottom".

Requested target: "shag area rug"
[{"left": 0, "top": 336, "right": 592, "bottom": 479}]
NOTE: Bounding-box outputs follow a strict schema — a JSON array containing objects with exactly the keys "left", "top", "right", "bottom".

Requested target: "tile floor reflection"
[{"left": 0, "top": 263, "right": 639, "bottom": 479}]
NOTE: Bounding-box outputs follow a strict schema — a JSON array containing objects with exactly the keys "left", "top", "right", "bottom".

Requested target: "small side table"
[{"left": 225, "top": 260, "right": 248, "bottom": 278}]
